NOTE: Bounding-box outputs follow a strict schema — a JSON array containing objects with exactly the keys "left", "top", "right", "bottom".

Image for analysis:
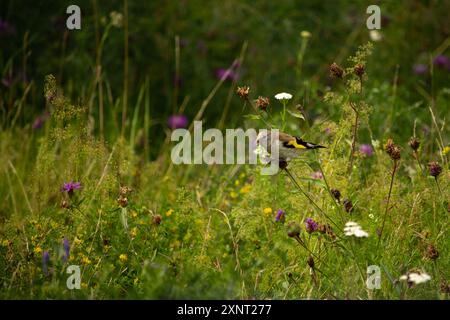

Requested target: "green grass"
[{"left": 0, "top": 0, "right": 449, "bottom": 299}]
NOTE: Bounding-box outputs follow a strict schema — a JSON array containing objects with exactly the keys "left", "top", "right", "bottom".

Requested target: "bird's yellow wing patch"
[{"left": 286, "top": 140, "right": 306, "bottom": 149}]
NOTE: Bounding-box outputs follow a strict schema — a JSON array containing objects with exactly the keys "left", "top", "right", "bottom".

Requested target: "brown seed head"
[
  {"left": 286, "top": 221, "right": 301, "bottom": 238},
  {"left": 307, "top": 256, "right": 315, "bottom": 269},
  {"left": 329, "top": 62, "right": 344, "bottom": 79},
  {"left": 117, "top": 196, "right": 128, "bottom": 207},
  {"left": 236, "top": 86, "right": 250, "bottom": 100},
  {"left": 331, "top": 188, "right": 341, "bottom": 202},
  {"left": 119, "top": 186, "right": 132, "bottom": 197},
  {"left": 343, "top": 199, "right": 354, "bottom": 213},
  {"left": 408, "top": 137, "right": 420, "bottom": 151},
  {"left": 153, "top": 214, "right": 162, "bottom": 225},
  {"left": 425, "top": 244, "right": 439, "bottom": 261},
  {"left": 255, "top": 96, "right": 270, "bottom": 111},
  {"left": 354, "top": 64, "right": 365, "bottom": 77}
]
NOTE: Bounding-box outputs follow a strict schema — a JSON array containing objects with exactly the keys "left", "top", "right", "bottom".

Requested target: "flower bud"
[{"left": 286, "top": 221, "right": 301, "bottom": 238}]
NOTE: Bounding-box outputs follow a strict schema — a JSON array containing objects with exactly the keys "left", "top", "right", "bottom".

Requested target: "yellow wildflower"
[
  {"left": 166, "top": 209, "right": 174, "bottom": 217},
  {"left": 34, "top": 246, "right": 42, "bottom": 254},
  {"left": 130, "top": 227, "right": 138, "bottom": 238},
  {"left": 1, "top": 239, "right": 10, "bottom": 247},
  {"left": 73, "top": 237, "right": 82, "bottom": 246},
  {"left": 442, "top": 146, "right": 450, "bottom": 156},
  {"left": 119, "top": 254, "right": 128, "bottom": 263},
  {"left": 81, "top": 255, "right": 91, "bottom": 265},
  {"left": 230, "top": 191, "right": 238, "bottom": 199},
  {"left": 239, "top": 183, "right": 251, "bottom": 194},
  {"left": 263, "top": 207, "right": 273, "bottom": 216}
]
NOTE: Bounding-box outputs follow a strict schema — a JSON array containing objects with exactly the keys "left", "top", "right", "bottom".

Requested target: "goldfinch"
[{"left": 255, "top": 130, "right": 325, "bottom": 162}]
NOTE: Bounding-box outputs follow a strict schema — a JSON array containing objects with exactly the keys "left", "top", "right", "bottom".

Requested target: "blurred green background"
[{"left": 1, "top": 0, "right": 449, "bottom": 153}]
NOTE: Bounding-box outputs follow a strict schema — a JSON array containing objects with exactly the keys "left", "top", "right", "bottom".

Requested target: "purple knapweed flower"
[
  {"left": 305, "top": 218, "right": 318, "bottom": 233},
  {"left": 433, "top": 55, "right": 450, "bottom": 69},
  {"left": 311, "top": 171, "right": 323, "bottom": 180},
  {"left": 167, "top": 114, "right": 188, "bottom": 129},
  {"left": 63, "top": 238, "right": 70, "bottom": 262},
  {"left": 215, "top": 68, "right": 238, "bottom": 81},
  {"left": 275, "top": 209, "right": 285, "bottom": 222},
  {"left": 42, "top": 251, "right": 50, "bottom": 275},
  {"left": 61, "top": 182, "right": 82, "bottom": 196},
  {"left": 413, "top": 64, "right": 427, "bottom": 75},
  {"left": 359, "top": 144, "right": 374, "bottom": 157}
]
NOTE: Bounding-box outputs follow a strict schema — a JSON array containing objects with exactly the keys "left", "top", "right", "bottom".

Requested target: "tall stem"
[
  {"left": 347, "top": 102, "right": 359, "bottom": 174},
  {"left": 377, "top": 160, "right": 398, "bottom": 252}
]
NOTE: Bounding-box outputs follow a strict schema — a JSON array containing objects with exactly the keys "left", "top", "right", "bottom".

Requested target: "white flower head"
[
  {"left": 369, "top": 30, "right": 382, "bottom": 42},
  {"left": 110, "top": 11, "right": 123, "bottom": 28},
  {"left": 344, "top": 221, "right": 368, "bottom": 238},
  {"left": 399, "top": 270, "right": 431, "bottom": 286},
  {"left": 274, "top": 92, "right": 293, "bottom": 101}
]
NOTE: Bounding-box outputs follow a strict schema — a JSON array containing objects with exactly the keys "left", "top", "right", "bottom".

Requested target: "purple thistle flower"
[
  {"left": 167, "top": 114, "right": 188, "bottom": 129},
  {"left": 311, "top": 171, "right": 323, "bottom": 180},
  {"left": 275, "top": 209, "right": 285, "bottom": 222},
  {"left": 413, "top": 64, "right": 428, "bottom": 75},
  {"left": 433, "top": 55, "right": 450, "bottom": 69},
  {"left": 305, "top": 218, "right": 318, "bottom": 233},
  {"left": 359, "top": 144, "right": 374, "bottom": 157},
  {"left": 61, "top": 182, "right": 82, "bottom": 196},
  {"left": 42, "top": 251, "right": 50, "bottom": 276},
  {"left": 63, "top": 238, "right": 70, "bottom": 262}
]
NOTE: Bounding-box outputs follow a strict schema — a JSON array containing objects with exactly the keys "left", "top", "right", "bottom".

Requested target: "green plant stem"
[{"left": 377, "top": 159, "right": 398, "bottom": 253}]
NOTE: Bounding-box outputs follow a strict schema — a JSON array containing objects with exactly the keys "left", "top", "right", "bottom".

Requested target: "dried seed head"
[
  {"left": 384, "top": 138, "right": 395, "bottom": 155},
  {"left": 236, "top": 86, "right": 250, "bottom": 100},
  {"left": 354, "top": 64, "right": 365, "bottom": 77},
  {"left": 425, "top": 244, "right": 439, "bottom": 261},
  {"left": 117, "top": 196, "right": 128, "bottom": 207},
  {"left": 307, "top": 255, "right": 315, "bottom": 269},
  {"left": 119, "top": 186, "right": 132, "bottom": 197},
  {"left": 408, "top": 137, "right": 420, "bottom": 151},
  {"left": 318, "top": 223, "right": 336, "bottom": 239},
  {"left": 255, "top": 96, "right": 270, "bottom": 111},
  {"left": 331, "top": 188, "right": 341, "bottom": 202},
  {"left": 286, "top": 221, "right": 301, "bottom": 238},
  {"left": 153, "top": 214, "right": 162, "bottom": 225},
  {"left": 329, "top": 62, "right": 344, "bottom": 79},
  {"left": 61, "top": 200, "right": 69, "bottom": 209},
  {"left": 428, "top": 161, "right": 442, "bottom": 177},
  {"left": 278, "top": 159, "right": 288, "bottom": 170},
  {"left": 343, "top": 199, "right": 354, "bottom": 213},
  {"left": 440, "top": 280, "right": 450, "bottom": 294},
  {"left": 385, "top": 139, "right": 401, "bottom": 160},
  {"left": 390, "top": 146, "right": 401, "bottom": 160}
]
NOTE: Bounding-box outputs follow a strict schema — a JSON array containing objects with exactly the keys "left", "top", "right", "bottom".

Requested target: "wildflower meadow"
[{"left": 0, "top": 1, "right": 449, "bottom": 301}]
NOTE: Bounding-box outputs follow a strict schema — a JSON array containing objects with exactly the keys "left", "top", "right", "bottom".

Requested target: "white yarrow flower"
[
  {"left": 344, "top": 221, "right": 368, "bottom": 238},
  {"left": 274, "top": 92, "right": 292, "bottom": 100},
  {"left": 399, "top": 271, "right": 431, "bottom": 285}
]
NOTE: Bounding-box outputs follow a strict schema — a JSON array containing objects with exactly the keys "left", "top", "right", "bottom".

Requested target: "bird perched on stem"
[{"left": 255, "top": 130, "right": 325, "bottom": 166}]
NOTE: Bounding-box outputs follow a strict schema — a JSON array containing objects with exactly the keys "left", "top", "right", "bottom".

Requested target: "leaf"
[{"left": 286, "top": 109, "right": 305, "bottom": 120}]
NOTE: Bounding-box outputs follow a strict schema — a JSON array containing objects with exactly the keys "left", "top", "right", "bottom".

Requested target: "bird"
[{"left": 255, "top": 130, "right": 325, "bottom": 163}]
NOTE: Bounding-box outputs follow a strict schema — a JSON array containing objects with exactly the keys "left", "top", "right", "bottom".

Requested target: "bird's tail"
[{"left": 307, "top": 142, "right": 326, "bottom": 149}]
